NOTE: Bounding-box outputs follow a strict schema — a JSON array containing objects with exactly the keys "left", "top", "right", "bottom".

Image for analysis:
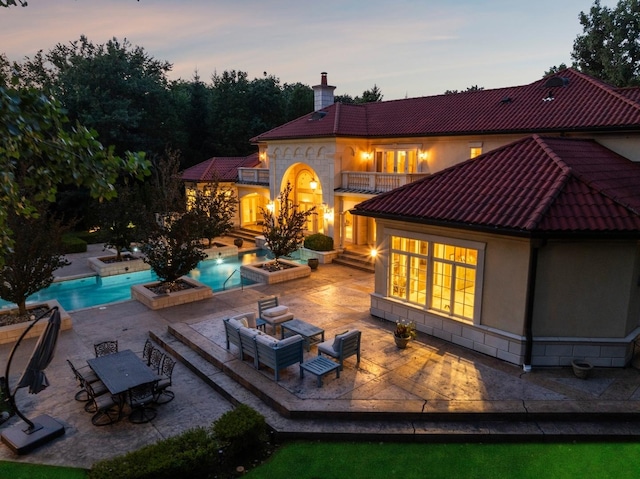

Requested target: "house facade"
[{"left": 185, "top": 69, "right": 640, "bottom": 368}]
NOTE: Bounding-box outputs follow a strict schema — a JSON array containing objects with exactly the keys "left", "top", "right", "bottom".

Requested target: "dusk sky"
[{"left": 1, "top": 0, "right": 616, "bottom": 100}]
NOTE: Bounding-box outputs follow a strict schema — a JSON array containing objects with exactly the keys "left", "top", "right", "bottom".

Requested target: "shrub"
[
  {"left": 62, "top": 234, "right": 87, "bottom": 254},
  {"left": 89, "top": 427, "right": 218, "bottom": 479},
  {"left": 303, "top": 233, "right": 334, "bottom": 251},
  {"left": 213, "top": 404, "right": 268, "bottom": 465}
]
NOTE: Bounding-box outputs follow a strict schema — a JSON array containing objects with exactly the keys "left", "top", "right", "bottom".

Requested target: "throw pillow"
[
  {"left": 332, "top": 331, "right": 349, "bottom": 351},
  {"left": 263, "top": 305, "right": 289, "bottom": 317}
]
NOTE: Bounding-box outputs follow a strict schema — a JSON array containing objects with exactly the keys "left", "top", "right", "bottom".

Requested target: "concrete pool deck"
[{"left": 1, "top": 243, "right": 640, "bottom": 469}]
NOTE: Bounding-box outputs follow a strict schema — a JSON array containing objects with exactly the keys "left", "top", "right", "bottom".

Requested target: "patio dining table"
[{"left": 87, "top": 349, "right": 160, "bottom": 396}]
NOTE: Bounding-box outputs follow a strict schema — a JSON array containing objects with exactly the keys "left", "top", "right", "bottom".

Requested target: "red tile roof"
[
  {"left": 351, "top": 135, "right": 640, "bottom": 236},
  {"left": 181, "top": 153, "right": 260, "bottom": 182},
  {"left": 251, "top": 69, "right": 640, "bottom": 142}
]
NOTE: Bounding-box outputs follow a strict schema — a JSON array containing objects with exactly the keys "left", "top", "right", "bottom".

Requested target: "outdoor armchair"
[
  {"left": 317, "top": 330, "right": 361, "bottom": 371},
  {"left": 257, "top": 296, "right": 294, "bottom": 334}
]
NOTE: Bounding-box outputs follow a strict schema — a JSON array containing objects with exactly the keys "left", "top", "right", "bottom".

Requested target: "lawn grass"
[
  {"left": 0, "top": 461, "right": 88, "bottom": 479},
  {"left": 244, "top": 441, "right": 640, "bottom": 479}
]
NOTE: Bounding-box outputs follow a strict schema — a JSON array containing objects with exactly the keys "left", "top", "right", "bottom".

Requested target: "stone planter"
[
  {"left": 571, "top": 359, "right": 593, "bottom": 379},
  {"left": 240, "top": 259, "right": 311, "bottom": 285},
  {"left": 88, "top": 253, "right": 150, "bottom": 277},
  {"left": 131, "top": 277, "right": 213, "bottom": 310},
  {"left": 203, "top": 242, "right": 238, "bottom": 260},
  {"left": 0, "top": 300, "right": 72, "bottom": 345},
  {"left": 299, "top": 247, "right": 339, "bottom": 264}
]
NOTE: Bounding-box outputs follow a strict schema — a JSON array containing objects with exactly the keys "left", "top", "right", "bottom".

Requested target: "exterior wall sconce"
[
  {"left": 362, "top": 151, "right": 372, "bottom": 161},
  {"left": 259, "top": 151, "right": 267, "bottom": 161},
  {"left": 323, "top": 207, "right": 333, "bottom": 222},
  {"left": 266, "top": 201, "right": 275, "bottom": 212},
  {"left": 418, "top": 150, "right": 428, "bottom": 160},
  {"left": 309, "top": 178, "right": 318, "bottom": 191}
]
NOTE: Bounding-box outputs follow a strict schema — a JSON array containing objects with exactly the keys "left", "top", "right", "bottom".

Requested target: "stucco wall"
[{"left": 534, "top": 240, "right": 640, "bottom": 338}]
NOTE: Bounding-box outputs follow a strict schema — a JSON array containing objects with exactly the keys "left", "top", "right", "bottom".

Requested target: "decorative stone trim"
[
  {"left": 131, "top": 277, "right": 213, "bottom": 310},
  {"left": 88, "top": 254, "right": 150, "bottom": 277},
  {"left": 240, "top": 259, "right": 311, "bottom": 284},
  {"left": 370, "top": 294, "right": 636, "bottom": 368},
  {"left": 0, "top": 300, "right": 72, "bottom": 345}
]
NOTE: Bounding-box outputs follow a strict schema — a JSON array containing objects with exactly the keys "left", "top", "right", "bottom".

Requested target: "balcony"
[
  {"left": 238, "top": 167, "right": 269, "bottom": 185},
  {"left": 339, "top": 171, "right": 429, "bottom": 193}
]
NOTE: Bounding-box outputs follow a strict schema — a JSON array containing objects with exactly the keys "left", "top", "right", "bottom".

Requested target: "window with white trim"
[{"left": 389, "top": 235, "right": 482, "bottom": 322}]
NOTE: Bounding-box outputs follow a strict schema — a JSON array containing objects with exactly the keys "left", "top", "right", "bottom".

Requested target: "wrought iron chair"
[
  {"left": 141, "top": 338, "right": 154, "bottom": 365},
  {"left": 85, "top": 381, "right": 122, "bottom": 426},
  {"left": 153, "top": 356, "right": 176, "bottom": 404},
  {"left": 94, "top": 340, "right": 118, "bottom": 357},
  {"left": 148, "top": 347, "right": 165, "bottom": 374},
  {"left": 67, "top": 359, "right": 99, "bottom": 402},
  {"left": 127, "top": 380, "right": 158, "bottom": 424}
]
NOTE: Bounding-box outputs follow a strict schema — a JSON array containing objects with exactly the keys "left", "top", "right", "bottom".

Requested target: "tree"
[
  {"left": 544, "top": 63, "right": 569, "bottom": 77},
  {"left": 147, "top": 148, "right": 186, "bottom": 215},
  {"left": 141, "top": 211, "right": 206, "bottom": 287},
  {"left": 356, "top": 84, "right": 384, "bottom": 103},
  {"left": 572, "top": 0, "right": 640, "bottom": 86},
  {"left": 259, "top": 182, "right": 315, "bottom": 268},
  {"left": 0, "top": 78, "right": 150, "bottom": 259},
  {"left": 0, "top": 210, "right": 70, "bottom": 315},
  {"left": 94, "top": 184, "right": 153, "bottom": 261},
  {"left": 190, "top": 181, "right": 238, "bottom": 247},
  {"left": 444, "top": 85, "right": 485, "bottom": 95}
]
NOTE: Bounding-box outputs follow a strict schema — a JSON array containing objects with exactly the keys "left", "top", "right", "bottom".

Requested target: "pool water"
[{"left": 0, "top": 250, "right": 273, "bottom": 312}]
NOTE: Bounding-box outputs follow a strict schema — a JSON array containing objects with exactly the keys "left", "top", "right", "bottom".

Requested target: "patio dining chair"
[
  {"left": 94, "top": 340, "right": 118, "bottom": 357},
  {"left": 141, "top": 338, "right": 154, "bottom": 365},
  {"left": 127, "top": 380, "right": 158, "bottom": 424},
  {"left": 148, "top": 347, "right": 165, "bottom": 374},
  {"left": 85, "top": 381, "right": 122, "bottom": 426},
  {"left": 153, "top": 356, "right": 176, "bottom": 404},
  {"left": 67, "top": 359, "right": 98, "bottom": 402}
]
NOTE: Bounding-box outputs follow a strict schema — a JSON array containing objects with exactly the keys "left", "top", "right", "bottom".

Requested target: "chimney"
[{"left": 312, "top": 72, "right": 336, "bottom": 111}]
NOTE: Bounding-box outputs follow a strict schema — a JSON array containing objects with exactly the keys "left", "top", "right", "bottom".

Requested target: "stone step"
[{"left": 333, "top": 250, "right": 375, "bottom": 273}]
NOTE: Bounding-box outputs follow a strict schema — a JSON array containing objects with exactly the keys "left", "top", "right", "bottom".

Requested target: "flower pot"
[
  {"left": 307, "top": 258, "right": 319, "bottom": 270},
  {"left": 394, "top": 335, "right": 411, "bottom": 349},
  {"left": 233, "top": 238, "right": 244, "bottom": 248},
  {"left": 571, "top": 359, "right": 593, "bottom": 379}
]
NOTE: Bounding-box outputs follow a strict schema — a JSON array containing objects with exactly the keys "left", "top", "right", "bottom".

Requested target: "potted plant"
[{"left": 394, "top": 319, "right": 417, "bottom": 349}]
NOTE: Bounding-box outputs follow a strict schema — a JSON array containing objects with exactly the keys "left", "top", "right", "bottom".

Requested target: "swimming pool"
[{"left": 0, "top": 250, "right": 272, "bottom": 312}]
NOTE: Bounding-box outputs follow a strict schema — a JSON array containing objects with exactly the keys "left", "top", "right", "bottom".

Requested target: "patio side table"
[{"left": 300, "top": 356, "right": 340, "bottom": 387}]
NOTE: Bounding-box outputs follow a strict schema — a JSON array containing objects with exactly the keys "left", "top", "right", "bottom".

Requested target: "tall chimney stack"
[{"left": 312, "top": 72, "right": 336, "bottom": 111}]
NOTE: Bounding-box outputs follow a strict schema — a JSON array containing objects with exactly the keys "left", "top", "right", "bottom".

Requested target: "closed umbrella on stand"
[{"left": 1, "top": 307, "right": 65, "bottom": 455}]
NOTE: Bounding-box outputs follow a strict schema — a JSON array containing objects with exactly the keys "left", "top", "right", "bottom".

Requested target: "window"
[
  {"left": 388, "top": 234, "right": 482, "bottom": 322},
  {"left": 470, "top": 147, "right": 482, "bottom": 159},
  {"left": 375, "top": 148, "right": 418, "bottom": 173}
]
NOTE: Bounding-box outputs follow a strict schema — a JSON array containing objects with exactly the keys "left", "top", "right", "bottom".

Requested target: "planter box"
[
  {"left": 131, "top": 277, "right": 213, "bottom": 310},
  {"left": 240, "top": 259, "right": 311, "bottom": 284},
  {"left": 0, "top": 300, "right": 72, "bottom": 345},
  {"left": 88, "top": 254, "right": 150, "bottom": 277},
  {"left": 299, "top": 247, "right": 339, "bottom": 264}
]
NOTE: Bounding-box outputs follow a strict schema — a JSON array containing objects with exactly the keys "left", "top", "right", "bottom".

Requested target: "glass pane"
[
  {"left": 390, "top": 252, "right": 407, "bottom": 299},
  {"left": 409, "top": 256, "right": 427, "bottom": 304},
  {"left": 397, "top": 151, "right": 406, "bottom": 173},
  {"left": 453, "top": 266, "right": 475, "bottom": 319},
  {"left": 407, "top": 150, "right": 416, "bottom": 173},
  {"left": 431, "top": 260, "right": 452, "bottom": 313},
  {"left": 385, "top": 151, "right": 395, "bottom": 173}
]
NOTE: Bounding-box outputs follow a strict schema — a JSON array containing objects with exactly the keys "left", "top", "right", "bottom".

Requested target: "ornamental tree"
[
  {"left": 190, "top": 181, "right": 238, "bottom": 247},
  {"left": 141, "top": 211, "right": 206, "bottom": 288},
  {"left": 0, "top": 210, "right": 70, "bottom": 315},
  {"left": 259, "top": 182, "right": 315, "bottom": 268}
]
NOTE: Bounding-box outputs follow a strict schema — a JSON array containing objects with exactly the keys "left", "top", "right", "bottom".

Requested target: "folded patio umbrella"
[{"left": 15, "top": 308, "right": 61, "bottom": 394}]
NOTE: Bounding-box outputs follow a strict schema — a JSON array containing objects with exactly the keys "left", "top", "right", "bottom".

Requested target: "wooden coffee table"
[{"left": 281, "top": 318, "right": 324, "bottom": 351}]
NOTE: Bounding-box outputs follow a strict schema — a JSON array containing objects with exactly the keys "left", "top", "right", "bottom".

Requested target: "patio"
[{"left": 1, "top": 246, "right": 640, "bottom": 469}]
